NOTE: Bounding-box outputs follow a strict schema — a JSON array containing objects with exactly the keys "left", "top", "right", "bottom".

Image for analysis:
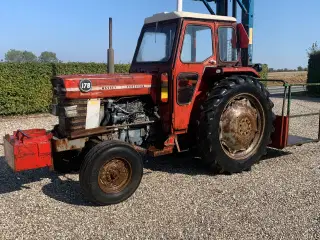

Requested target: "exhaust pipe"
[
  {"left": 107, "top": 17, "right": 114, "bottom": 74},
  {"left": 177, "top": 0, "right": 183, "bottom": 12}
]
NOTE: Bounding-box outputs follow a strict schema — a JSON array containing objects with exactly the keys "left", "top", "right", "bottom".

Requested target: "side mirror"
[{"left": 237, "top": 23, "right": 249, "bottom": 49}]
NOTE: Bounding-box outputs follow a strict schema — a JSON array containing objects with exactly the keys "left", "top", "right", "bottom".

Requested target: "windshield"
[{"left": 135, "top": 22, "right": 177, "bottom": 63}]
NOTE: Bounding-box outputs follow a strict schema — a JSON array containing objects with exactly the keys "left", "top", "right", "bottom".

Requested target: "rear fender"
[{"left": 202, "top": 66, "right": 260, "bottom": 80}]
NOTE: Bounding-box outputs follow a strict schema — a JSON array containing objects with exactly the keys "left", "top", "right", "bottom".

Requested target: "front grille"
[
  {"left": 58, "top": 98, "right": 88, "bottom": 132},
  {"left": 51, "top": 77, "right": 88, "bottom": 137}
]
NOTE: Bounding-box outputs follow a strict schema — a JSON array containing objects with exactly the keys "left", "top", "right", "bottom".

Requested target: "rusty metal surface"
[
  {"left": 3, "top": 135, "right": 15, "bottom": 170},
  {"left": 219, "top": 94, "right": 263, "bottom": 160},
  {"left": 98, "top": 158, "right": 132, "bottom": 194},
  {"left": 147, "top": 146, "right": 173, "bottom": 157},
  {"left": 70, "top": 128, "right": 115, "bottom": 139},
  {"left": 52, "top": 137, "right": 88, "bottom": 152},
  {"left": 164, "top": 135, "right": 175, "bottom": 147},
  {"left": 133, "top": 145, "right": 148, "bottom": 154}
]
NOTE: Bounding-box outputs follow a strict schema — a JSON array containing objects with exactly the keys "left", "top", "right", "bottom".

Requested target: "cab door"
[{"left": 172, "top": 20, "right": 216, "bottom": 131}]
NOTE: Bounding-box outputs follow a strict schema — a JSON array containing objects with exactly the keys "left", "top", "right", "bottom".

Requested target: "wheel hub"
[
  {"left": 98, "top": 158, "right": 132, "bottom": 194},
  {"left": 219, "top": 96, "right": 262, "bottom": 159}
]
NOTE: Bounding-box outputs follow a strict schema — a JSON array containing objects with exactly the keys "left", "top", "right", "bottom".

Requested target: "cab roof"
[{"left": 144, "top": 11, "right": 237, "bottom": 24}]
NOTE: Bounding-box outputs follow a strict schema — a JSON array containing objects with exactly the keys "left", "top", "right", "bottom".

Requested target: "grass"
[{"left": 267, "top": 71, "right": 308, "bottom": 85}]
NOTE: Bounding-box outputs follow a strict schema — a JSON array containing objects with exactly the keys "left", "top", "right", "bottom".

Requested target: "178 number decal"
[{"left": 79, "top": 79, "right": 92, "bottom": 92}]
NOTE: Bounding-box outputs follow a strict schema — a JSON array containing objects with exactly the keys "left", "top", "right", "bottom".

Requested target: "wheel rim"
[
  {"left": 219, "top": 93, "right": 265, "bottom": 160},
  {"left": 98, "top": 158, "right": 132, "bottom": 194}
]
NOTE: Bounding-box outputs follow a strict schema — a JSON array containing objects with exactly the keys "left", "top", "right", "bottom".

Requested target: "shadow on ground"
[
  {"left": 41, "top": 176, "right": 96, "bottom": 206},
  {"left": 143, "top": 147, "right": 292, "bottom": 175},
  {"left": 0, "top": 147, "right": 291, "bottom": 206},
  {"left": 0, "top": 156, "right": 94, "bottom": 206},
  {"left": 0, "top": 156, "right": 57, "bottom": 195}
]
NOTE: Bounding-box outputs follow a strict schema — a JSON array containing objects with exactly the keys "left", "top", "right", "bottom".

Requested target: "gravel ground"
[{"left": 0, "top": 96, "right": 319, "bottom": 240}]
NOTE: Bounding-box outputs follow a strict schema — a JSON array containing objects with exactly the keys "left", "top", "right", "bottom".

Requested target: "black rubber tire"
[
  {"left": 196, "top": 75, "right": 275, "bottom": 174},
  {"left": 79, "top": 140, "right": 143, "bottom": 206}
]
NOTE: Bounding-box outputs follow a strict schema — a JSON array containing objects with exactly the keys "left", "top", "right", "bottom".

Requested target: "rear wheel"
[
  {"left": 196, "top": 75, "right": 274, "bottom": 174},
  {"left": 79, "top": 140, "right": 143, "bottom": 205}
]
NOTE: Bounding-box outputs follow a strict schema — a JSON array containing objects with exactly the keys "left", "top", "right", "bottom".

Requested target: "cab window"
[
  {"left": 181, "top": 25, "right": 213, "bottom": 63},
  {"left": 218, "top": 27, "right": 238, "bottom": 62}
]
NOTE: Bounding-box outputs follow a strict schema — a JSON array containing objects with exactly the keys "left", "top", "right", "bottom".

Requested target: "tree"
[
  {"left": 22, "top": 51, "right": 37, "bottom": 62},
  {"left": 297, "top": 66, "right": 303, "bottom": 71},
  {"left": 5, "top": 49, "right": 24, "bottom": 62},
  {"left": 38, "top": 51, "right": 59, "bottom": 63},
  {"left": 307, "top": 41, "right": 320, "bottom": 57},
  {"left": 5, "top": 49, "right": 37, "bottom": 62}
]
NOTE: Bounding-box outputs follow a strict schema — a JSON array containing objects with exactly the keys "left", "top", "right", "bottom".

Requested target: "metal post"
[
  {"left": 232, "top": 0, "right": 237, "bottom": 61},
  {"left": 287, "top": 85, "right": 292, "bottom": 117},
  {"left": 216, "top": 0, "right": 228, "bottom": 16},
  {"left": 107, "top": 17, "right": 114, "bottom": 74},
  {"left": 177, "top": 0, "right": 183, "bottom": 12},
  {"left": 198, "top": 0, "right": 215, "bottom": 15},
  {"left": 232, "top": 0, "right": 237, "bottom": 18},
  {"left": 282, "top": 85, "right": 288, "bottom": 117},
  {"left": 191, "top": 28, "right": 196, "bottom": 62},
  {"left": 241, "top": 0, "right": 254, "bottom": 66}
]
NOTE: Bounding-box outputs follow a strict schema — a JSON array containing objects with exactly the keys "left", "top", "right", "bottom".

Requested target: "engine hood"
[{"left": 52, "top": 73, "right": 156, "bottom": 99}]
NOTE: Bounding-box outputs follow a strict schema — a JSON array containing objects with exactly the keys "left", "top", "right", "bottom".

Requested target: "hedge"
[
  {"left": 307, "top": 52, "right": 320, "bottom": 94},
  {"left": 0, "top": 63, "right": 130, "bottom": 115},
  {"left": 260, "top": 64, "right": 268, "bottom": 80}
]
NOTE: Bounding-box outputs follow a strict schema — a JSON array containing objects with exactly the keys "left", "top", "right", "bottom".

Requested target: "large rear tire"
[
  {"left": 196, "top": 75, "right": 274, "bottom": 174},
  {"left": 79, "top": 140, "right": 143, "bottom": 206}
]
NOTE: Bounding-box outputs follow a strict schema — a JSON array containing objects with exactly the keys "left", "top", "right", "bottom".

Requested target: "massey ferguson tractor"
[{"left": 3, "top": 1, "right": 320, "bottom": 206}]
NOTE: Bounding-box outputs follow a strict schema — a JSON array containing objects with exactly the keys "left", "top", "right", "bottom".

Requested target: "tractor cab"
[{"left": 130, "top": 11, "right": 251, "bottom": 74}]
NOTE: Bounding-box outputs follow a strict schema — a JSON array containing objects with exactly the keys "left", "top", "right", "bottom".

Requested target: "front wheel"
[
  {"left": 79, "top": 140, "right": 143, "bottom": 205},
  {"left": 196, "top": 75, "right": 275, "bottom": 174}
]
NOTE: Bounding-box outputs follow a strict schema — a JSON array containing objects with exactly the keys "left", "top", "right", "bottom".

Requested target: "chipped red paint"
[
  {"left": 57, "top": 73, "right": 157, "bottom": 99},
  {"left": 164, "top": 135, "right": 175, "bottom": 147}
]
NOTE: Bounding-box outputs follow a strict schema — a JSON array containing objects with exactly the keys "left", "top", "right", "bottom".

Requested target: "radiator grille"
[{"left": 51, "top": 77, "right": 88, "bottom": 137}]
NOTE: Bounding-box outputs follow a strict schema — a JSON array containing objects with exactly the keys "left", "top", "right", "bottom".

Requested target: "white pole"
[{"left": 177, "top": 0, "right": 183, "bottom": 12}]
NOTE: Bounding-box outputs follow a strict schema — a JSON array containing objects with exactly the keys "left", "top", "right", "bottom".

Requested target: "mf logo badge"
[{"left": 79, "top": 79, "right": 92, "bottom": 92}]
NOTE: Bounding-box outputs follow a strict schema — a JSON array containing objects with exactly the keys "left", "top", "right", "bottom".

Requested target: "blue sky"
[{"left": 0, "top": 0, "right": 319, "bottom": 69}]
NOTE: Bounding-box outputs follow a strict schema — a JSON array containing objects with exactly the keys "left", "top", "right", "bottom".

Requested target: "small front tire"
[{"left": 79, "top": 140, "right": 143, "bottom": 206}]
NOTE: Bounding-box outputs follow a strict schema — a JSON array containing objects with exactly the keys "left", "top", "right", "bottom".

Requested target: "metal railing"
[{"left": 259, "top": 79, "right": 320, "bottom": 147}]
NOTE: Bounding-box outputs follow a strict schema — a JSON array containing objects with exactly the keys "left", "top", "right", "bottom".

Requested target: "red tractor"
[{"left": 4, "top": 11, "right": 277, "bottom": 205}]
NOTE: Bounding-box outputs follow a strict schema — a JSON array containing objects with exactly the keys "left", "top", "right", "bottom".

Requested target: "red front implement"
[{"left": 3, "top": 129, "right": 53, "bottom": 172}]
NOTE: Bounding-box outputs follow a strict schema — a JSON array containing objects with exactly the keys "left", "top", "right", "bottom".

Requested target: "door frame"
[{"left": 172, "top": 19, "right": 217, "bottom": 132}]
